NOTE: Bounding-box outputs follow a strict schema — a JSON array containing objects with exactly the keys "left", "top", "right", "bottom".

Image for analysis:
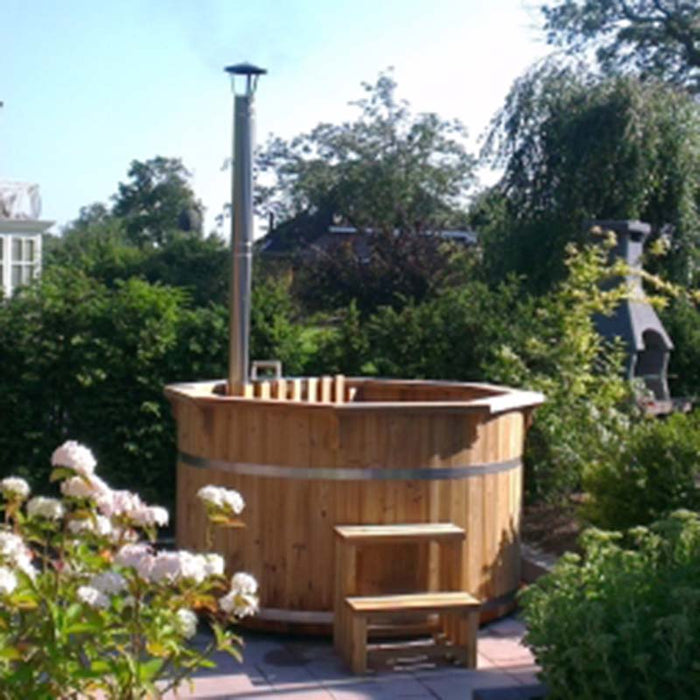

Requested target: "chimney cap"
[
  {"left": 225, "top": 63, "right": 267, "bottom": 76},
  {"left": 589, "top": 219, "right": 651, "bottom": 241}
]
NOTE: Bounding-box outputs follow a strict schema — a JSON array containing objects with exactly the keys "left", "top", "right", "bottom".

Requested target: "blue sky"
[{"left": 1, "top": 0, "right": 549, "bottom": 234}]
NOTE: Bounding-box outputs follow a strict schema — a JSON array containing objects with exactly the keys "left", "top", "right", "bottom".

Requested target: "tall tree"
[
  {"left": 258, "top": 71, "right": 475, "bottom": 234},
  {"left": 258, "top": 72, "right": 476, "bottom": 314},
  {"left": 542, "top": 0, "right": 700, "bottom": 93},
  {"left": 47, "top": 160, "right": 224, "bottom": 304},
  {"left": 112, "top": 157, "right": 203, "bottom": 247},
  {"left": 480, "top": 62, "right": 700, "bottom": 290},
  {"left": 44, "top": 203, "right": 145, "bottom": 285}
]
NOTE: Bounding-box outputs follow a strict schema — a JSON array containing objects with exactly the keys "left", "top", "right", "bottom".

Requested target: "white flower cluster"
[
  {"left": 202, "top": 553, "right": 225, "bottom": 577},
  {"left": 0, "top": 477, "right": 30, "bottom": 501},
  {"left": 67, "top": 514, "right": 113, "bottom": 537},
  {"left": 77, "top": 585, "right": 110, "bottom": 610},
  {"left": 51, "top": 441, "right": 97, "bottom": 477},
  {"left": 114, "top": 543, "right": 152, "bottom": 569},
  {"left": 96, "top": 489, "right": 169, "bottom": 529},
  {"left": 90, "top": 571, "right": 127, "bottom": 595},
  {"left": 48, "top": 441, "right": 171, "bottom": 533},
  {"left": 0, "top": 532, "right": 25, "bottom": 560},
  {"left": 0, "top": 531, "right": 35, "bottom": 579},
  {"left": 197, "top": 485, "right": 245, "bottom": 515},
  {"left": 0, "top": 566, "right": 17, "bottom": 595},
  {"left": 175, "top": 608, "right": 198, "bottom": 639},
  {"left": 132, "top": 505, "right": 169, "bottom": 529},
  {"left": 76, "top": 571, "right": 128, "bottom": 610},
  {"left": 27, "top": 496, "right": 65, "bottom": 521},
  {"left": 61, "top": 474, "right": 109, "bottom": 501},
  {"left": 219, "top": 572, "right": 259, "bottom": 618},
  {"left": 147, "top": 551, "right": 212, "bottom": 584},
  {"left": 3, "top": 441, "right": 256, "bottom": 635},
  {"left": 115, "top": 545, "right": 225, "bottom": 586}
]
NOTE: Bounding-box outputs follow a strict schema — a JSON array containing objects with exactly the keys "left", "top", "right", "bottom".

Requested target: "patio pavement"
[{"left": 161, "top": 615, "right": 542, "bottom": 699}]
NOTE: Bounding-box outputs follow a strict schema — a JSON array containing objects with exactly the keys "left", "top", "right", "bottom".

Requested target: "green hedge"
[
  {"left": 0, "top": 268, "right": 304, "bottom": 516},
  {"left": 0, "top": 269, "right": 223, "bottom": 511},
  {"left": 522, "top": 511, "right": 700, "bottom": 700}
]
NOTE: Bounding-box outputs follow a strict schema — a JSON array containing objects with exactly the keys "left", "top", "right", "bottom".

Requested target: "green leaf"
[
  {"left": 0, "top": 646, "right": 23, "bottom": 661},
  {"left": 50, "top": 467, "right": 75, "bottom": 482},
  {"left": 138, "top": 657, "right": 164, "bottom": 681}
]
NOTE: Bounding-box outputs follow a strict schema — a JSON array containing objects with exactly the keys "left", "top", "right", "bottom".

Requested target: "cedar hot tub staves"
[{"left": 165, "top": 376, "right": 544, "bottom": 633}]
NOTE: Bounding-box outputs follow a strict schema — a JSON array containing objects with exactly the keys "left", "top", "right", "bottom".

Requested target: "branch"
[
  {"left": 619, "top": 0, "right": 662, "bottom": 25},
  {"left": 651, "top": 0, "right": 673, "bottom": 19}
]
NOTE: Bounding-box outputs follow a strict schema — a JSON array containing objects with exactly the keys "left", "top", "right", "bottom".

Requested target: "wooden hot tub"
[{"left": 165, "top": 377, "right": 543, "bottom": 632}]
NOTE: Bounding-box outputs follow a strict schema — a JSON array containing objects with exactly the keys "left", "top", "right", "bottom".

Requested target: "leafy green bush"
[
  {"left": 0, "top": 267, "right": 311, "bottom": 518},
  {"left": 583, "top": 413, "right": 700, "bottom": 530},
  {"left": 364, "top": 279, "right": 520, "bottom": 381},
  {"left": 250, "top": 275, "right": 309, "bottom": 375},
  {"left": 0, "top": 269, "right": 201, "bottom": 510},
  {"left": 484, "top": 238, "right": 633, "bottom": 501},
  {"left": 303, "top": 302, "right": 371, "bottom": 376},
  {"left": 522, "top": 511, "right": 700, "bottom": 700},
  {"left": 661, "top": 298, "right": 700, "bottom": 399}
]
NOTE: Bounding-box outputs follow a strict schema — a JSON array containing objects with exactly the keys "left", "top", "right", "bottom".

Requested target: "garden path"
[{"left": 160, "top": 615, "right": 541, "bottom": 699}]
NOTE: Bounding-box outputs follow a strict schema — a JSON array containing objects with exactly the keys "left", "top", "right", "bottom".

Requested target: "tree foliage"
[
  {"left": 542, "top": 0, "right": 700, "bottom": 93},
  {"left": 662, "top": 297, "right": 700, "bottom": 397},
  {"left": 249, "top": 274, "right": 309, "bottom": 375},
  {"left": 258, "top": 71, "right": 475, "bottom": 234},
  {"left": 0, "top": 269, "right": 192, "bottom": 509},
  {"left": 112, "top": 157, "right": 203, "bottom": 247},
  {"left": 46, "top": 157, "right": 230, "bottom": 306},
  {"left": 361, "top": 279, "right": 521, "bottom": 380},
  {"left": 294, "top": 233, "right": 476, "bottom": 316},
  {"left": 481, "top": 63, "right": 700, "bottom": 290},
  {"left": 44, "top": 206, "right": 146, "bottom": 285}
]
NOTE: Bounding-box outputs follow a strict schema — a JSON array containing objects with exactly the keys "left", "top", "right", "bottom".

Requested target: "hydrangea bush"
[{"left": 0, "top": 441, "right": 258, "bottom": 699}]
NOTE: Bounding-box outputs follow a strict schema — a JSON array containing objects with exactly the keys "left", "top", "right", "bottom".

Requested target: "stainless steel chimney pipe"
[{"left": 225, "top": 63, "right": 266, "bottom": 396}]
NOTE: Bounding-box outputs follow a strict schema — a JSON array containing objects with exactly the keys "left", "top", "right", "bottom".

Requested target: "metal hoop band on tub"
[{"left": 178, "top": 451, "right": 521, "bottom": 481}]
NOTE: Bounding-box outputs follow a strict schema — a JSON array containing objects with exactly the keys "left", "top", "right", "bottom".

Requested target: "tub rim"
[{"left": 164, "top": 377, "right": 544, "bottom": 417}]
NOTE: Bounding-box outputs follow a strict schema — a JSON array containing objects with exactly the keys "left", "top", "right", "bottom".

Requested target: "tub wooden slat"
[
  {"left": 320, "top": 376, "right": 332, "bottom": 403},
  {"left": 306, "top": 377, "right": 318, "bottom": 403},
  {"left": 333, "top": 375, "right": 345, "bottom": 404}
]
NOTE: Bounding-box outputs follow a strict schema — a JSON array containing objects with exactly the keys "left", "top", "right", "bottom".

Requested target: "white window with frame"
[{"left": 1, "top": 233, "right": 42, "bottom": 297}]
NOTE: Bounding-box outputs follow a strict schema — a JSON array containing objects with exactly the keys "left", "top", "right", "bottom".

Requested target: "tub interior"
[{"left": 209, "top": 376, "right": 508, "bottom": 406}]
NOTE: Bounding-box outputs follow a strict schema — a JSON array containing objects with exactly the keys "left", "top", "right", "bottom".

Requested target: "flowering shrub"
[
  {"left": 522, "top": 510, "right": 700, "bottom": 699},
  {"left": 0, "top": 441, "right": 258, "bottom": 699}
]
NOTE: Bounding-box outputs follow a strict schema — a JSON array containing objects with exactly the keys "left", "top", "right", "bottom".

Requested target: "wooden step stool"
[
  {"left": 334, "top": 523, "right": 479, "bottom": 673},
  {"left": 345, "top": 591, "right": 481, "bottom": 674}
]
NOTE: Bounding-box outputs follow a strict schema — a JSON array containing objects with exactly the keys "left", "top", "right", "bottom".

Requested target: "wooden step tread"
[
  {"left": 334, "top": 523, "right": 465, "bottom": 544},
  {"left": 346, "top": 592, "right": 480, "bottom": 615}
]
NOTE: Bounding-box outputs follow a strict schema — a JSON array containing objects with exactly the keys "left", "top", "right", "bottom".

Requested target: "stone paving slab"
[{"left": 161, "top": 615, "right": 540, "bottom": 699}]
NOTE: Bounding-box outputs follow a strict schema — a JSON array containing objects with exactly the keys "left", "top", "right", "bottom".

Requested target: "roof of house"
[
  {"left": 257, "top": 208, "right": 335, "bottom": 256},
  {"left": 258, "top": 208, "right": 478, "bottom": 257},
  {"left": 0, "top": 181, "right": 42, "bottom": 220}
]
